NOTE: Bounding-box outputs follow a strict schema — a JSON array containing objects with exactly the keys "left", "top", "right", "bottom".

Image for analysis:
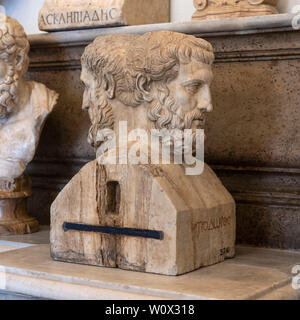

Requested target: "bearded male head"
[
  {"left": 81, "top": 31, "right": 214, "bottom": 155},
  {"left": 81, "top": 34, "right": 138, "bottom": 149},
  {"left": 129, "top": 31, "right": 214, "bottom": 132}
]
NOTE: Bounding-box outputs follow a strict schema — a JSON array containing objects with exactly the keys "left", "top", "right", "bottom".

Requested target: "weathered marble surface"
[
  {"left": 50, "top": 31, "right": 236, "bottom": 275},
  {"left": 39, "top": 0, "right": 170, "bottom": 32},
  {"left": 192, "top": 0, "right": 279, "bottom": 20},
  {"left": 24, "top": 17, "right": 300, "bottom": 249},
  {"left": 0, "top": 14, "right": 58, "bottom": 235},
  {"left": 0, "top": 244, "right": 299, "bottom": 300},
  {"left": 51, "top": 160, "right": 235, "bottom": 275}
]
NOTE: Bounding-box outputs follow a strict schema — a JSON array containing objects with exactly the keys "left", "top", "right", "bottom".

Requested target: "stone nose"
[
  {"left": 197, "top": 102, "right": 213, "bottom": 113},
  {"left": 198, "top": 85, "right": 213, "bottom": 113}
]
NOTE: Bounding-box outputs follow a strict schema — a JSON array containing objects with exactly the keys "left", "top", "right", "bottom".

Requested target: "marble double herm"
[{"left": 50, "top": 31, "right": 236, "bottom": 276}]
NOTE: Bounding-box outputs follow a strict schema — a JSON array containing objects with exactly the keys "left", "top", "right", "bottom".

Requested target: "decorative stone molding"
[
  {"left": 39, "top": 0, "right": 170, "bottom": 32},
  {"left": 192, "top": 0, "right": 279, "bottom": 20}
]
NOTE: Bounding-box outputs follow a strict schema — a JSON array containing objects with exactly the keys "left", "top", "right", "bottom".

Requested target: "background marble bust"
[{"left": 0, "top": 14, "right": 58, "bottom": 181}]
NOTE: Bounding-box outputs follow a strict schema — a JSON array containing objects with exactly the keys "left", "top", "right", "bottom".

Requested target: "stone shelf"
[
  {"left": 28, "top": 13, "right": 296, "bottom": 46},
  {"left": 0, "top": 227, "right": 299, "bottom": 300}
]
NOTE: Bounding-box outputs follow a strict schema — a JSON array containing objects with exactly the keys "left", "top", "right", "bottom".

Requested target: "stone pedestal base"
[
  {"left": 51, "top": 160, "right": 236, "bottom": 276},
  {"left": 192, "top": 0, "right": 278, "bottom": 21},
  {"left": 0, "top": 176, "right": 39, "bottom": 236}
]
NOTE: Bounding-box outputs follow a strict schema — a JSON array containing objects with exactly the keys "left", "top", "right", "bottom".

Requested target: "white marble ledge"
[
  {"left": 28, "top": 14, "right": 298, "bottom": 47},
  {"left": 0, "top": 244, "right": 26, "bottom": 253},
  {"left": 0, "top": 244, "right": 299, "bottom": 300},
  {"left": 0, "top": 226, "right": 50, "bottom": 253},
  {"left": 0, "top": 225, "right": 50, "bottom": 246}
]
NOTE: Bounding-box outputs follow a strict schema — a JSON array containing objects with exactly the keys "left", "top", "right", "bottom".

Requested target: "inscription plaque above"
[{"left": 39, "top": 0, "right": 170, "bottom": 32}]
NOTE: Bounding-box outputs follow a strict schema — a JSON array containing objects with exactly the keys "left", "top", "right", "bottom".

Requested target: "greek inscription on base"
[{"left": 195, "top": 216, "right": 232, "bottom": 233}]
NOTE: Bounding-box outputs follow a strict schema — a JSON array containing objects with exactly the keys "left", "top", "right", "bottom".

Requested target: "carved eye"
[
  {"left": 184, "top": 82, "right": 202, "bottom": 94},
  {"left": 193, "top": 0, "right": 208, "bottom": 11}
]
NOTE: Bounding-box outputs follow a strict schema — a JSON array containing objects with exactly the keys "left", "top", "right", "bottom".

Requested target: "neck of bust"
[
  {"left": 111, "top": 99, "right": 155, "bottom": 141},
  {"left": 15, "top": 79, "right": 31, "bottom": 112}
]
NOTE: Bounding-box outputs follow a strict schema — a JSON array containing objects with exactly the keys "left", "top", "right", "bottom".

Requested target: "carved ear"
[
  {"left": 136, "top": 74, "right": 153, "bottom": 103},
  {"left": 103, "top": 73, "right": 116, "bottom": 99}
]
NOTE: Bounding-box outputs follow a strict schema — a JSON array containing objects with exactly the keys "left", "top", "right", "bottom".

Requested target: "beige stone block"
[
  {"left": 50, "top": 160, "right": 236, "bottom": 276},
  {"left": 39, "top": 0, "right": 170, "bottom": 32}
]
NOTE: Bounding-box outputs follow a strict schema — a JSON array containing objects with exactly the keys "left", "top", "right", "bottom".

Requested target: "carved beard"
[
  {"left": 148, "top": 93, "right": 206, "bottom": 155},
  {"left": 149, "top": 94, "right": 205, "bottom": 130},
  {"left": 0, "top": 71, "right": 18, "bottom": 120},
  {"left": 87, "top": 97, "right": 114, "bottom": 150}
]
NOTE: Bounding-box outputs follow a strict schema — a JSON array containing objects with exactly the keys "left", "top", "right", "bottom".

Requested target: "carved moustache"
[{"left": 167, "top": 97, "right": 206, "bottom": 130}]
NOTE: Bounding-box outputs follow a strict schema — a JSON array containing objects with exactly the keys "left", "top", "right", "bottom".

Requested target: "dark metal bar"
[{"left": 63, "top": 222, "right": 164, "bottom": 240}]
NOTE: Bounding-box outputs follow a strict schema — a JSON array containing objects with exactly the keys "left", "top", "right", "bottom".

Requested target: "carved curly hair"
[
  {"left": 0, "top": 14, "right": 29, "bottom": 77},
  {"left": 0, "top": 14, "right": 29, "bottom": 118},
  {"left": 81, "top": 31, "right": 214, "bottom": 108}
]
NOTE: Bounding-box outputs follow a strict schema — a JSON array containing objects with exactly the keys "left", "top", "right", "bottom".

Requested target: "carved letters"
[
  {"left": 40, "top": 8, "right": 120, "bottom": 27},
  {"left": 39, "top": 0, "right": 170, "bottom": 31}
]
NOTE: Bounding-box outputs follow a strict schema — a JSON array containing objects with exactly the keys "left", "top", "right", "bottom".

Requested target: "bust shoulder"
[
  {"left": 29, "top": 81, "right": 59, "bottom": 122},
  {"left": 0, "top": 81, "right": 58, "bottom": 180}
]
